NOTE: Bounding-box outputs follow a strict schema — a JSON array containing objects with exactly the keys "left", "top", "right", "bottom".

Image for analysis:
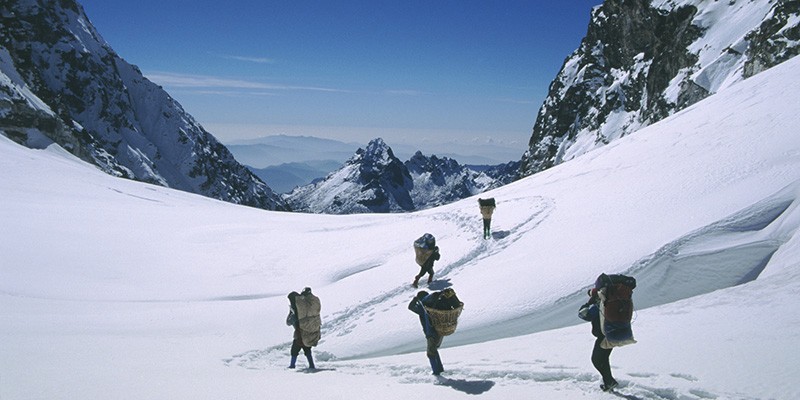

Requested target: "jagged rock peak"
[
  {"left": 519, "top": 0, "right": 799, "bottom": 178},
  {"left": 351, "top": 138, "right": 395, "bottom": 167},
  {"left": 284, "top": 138, "right": 414, "bottom": 214},
  {"left": 283, "top": 138, "right": 502, "bottom": 214}
]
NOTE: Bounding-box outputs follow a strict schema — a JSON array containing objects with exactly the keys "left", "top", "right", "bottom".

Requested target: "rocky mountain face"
[
  {"left": 519, "top": 0, "right": 800, "bottom": 177},
  {"left": 285, "top": 138, "right": 504, "bottom": 214},
  {"left": 0, "top": 0, "right": 288, "bottom": 210},
  {"left": 405, "top": 151, "right": 497, "bottom": 209}
]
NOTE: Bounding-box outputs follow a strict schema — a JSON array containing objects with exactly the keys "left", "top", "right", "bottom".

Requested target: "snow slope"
[{"left": 2, "top": 55, "right": 800, "bottom": 399}]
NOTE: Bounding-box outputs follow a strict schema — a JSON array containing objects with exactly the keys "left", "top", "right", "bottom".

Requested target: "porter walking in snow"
[
  {"left": 286, "top": 287, "right": 321, "bottom": 369},
  {"left": 408, "top": 289, "right": 463, "bottom": 375},
  {"left": 579, "top": 273, "right": 637, "bottom": 391},
  {"left": 478, "top": 198, "right": 496, "bottom": 239},
  {"left": 412, "top": 233, "right": 440, "bottom": 288}
]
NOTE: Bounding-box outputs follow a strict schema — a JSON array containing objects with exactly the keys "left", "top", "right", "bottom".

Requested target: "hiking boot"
[
  {"left": 600, "top": 380, "right": 618, "bottom": 392},
  {"left": 306, "top": 353, "right": 315, "bottom": 370},
  {"left": 412, "top": 277, "right": 420, "bottom": 288}
]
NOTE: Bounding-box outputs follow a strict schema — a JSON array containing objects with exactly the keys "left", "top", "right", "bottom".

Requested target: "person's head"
[
  {"left": 301, "top": 287, "right": 312, "bottom": 295},
  {"left": 288, "top": 291, "right": 300, "bottom": 304},
  {"left": 415, "top": 290, "right": 429, "bottom": 300},
  {"left": 587, "top": 288, "right": 598, "bottom": 299}
]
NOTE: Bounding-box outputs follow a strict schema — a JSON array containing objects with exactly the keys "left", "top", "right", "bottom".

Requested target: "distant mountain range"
[
  {"left": 283, "top": 138, "right": 517, "bottom": 214},
  {"left": 226, "top": 134, "right": 521, "bottom": 194}
]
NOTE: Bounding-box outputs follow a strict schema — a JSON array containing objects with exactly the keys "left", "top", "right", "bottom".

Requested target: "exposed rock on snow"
[
  {"left": 284, "top": 138, "right": 509, "bottom": 214},
  {"left": 519, "top": 0, "right": 800, "bottom": 177}
]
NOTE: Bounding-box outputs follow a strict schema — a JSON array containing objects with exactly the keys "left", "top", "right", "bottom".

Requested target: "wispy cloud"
[
  {"left": 178, "top": 89, "right": 280, "bottom": 97},
  {"left": 215, "top": 53, "right": 276, "bottom": 64},
  {"left": 145, "top": 71, "right": 351, "bottom": 93}
]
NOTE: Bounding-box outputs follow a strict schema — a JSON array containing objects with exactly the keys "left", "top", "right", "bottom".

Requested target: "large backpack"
[
  {"left": 478, "top": 198, "right": 496, "bottom": 219},
  {"left": 422, "top": 289, "right": 464, "bottom": 336},
  {"left": 295, "top": 293, "right": 322, "bottom": 347},
  {"left": 414, "top": 233, "right": 436, "bottom": 267},
  {"left": 595, "top": 273, "right": 637, "bottom": 348}
]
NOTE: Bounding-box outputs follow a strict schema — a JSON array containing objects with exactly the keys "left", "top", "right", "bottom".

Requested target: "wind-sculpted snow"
[
  {"left": 627, "top": 189, "right": 797, "bottom": 310},
  {"left": 228, "top": 181, "right": 800, "bottom": 364}
]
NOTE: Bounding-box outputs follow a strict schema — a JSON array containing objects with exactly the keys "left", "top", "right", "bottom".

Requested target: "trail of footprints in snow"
[
  {"left": 226, "top": 344, "right": 731, "bottom": 399},
  {"left": 227, "top": 196, "right": 731, "bottom": 399},
  {"left": 321, "top": 196, "right": 553, "bottom": 339}
]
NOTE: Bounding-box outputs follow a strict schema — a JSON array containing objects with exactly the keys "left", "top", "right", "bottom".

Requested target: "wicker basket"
[
  {"left": 424, "top": 304, "right": 463, "bottom": 336},
  {"left": 414, "top": 247, "right": 434, "bottom": 267}
]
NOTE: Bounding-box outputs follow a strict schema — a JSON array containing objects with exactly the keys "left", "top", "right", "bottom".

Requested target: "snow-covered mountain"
[
  {"left": 3, "top": 53, "right": 800, "bottom": 400},
  {"left": 405, "top": 151, "right": 496, "bottom": 209},
  {"left": 0, "top": 0, "right": 287, "bottom": 210},
  {"left": 284, "top": 138, "right": 415, "bottom": 214},
  {"left": 519, "top": 0, "right": 800, "bottom": 176},
  {"left": 284, "top": 138, "right": 505, "bottom": 213}
]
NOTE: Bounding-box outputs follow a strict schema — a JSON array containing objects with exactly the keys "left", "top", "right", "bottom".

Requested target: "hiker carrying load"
[
  {"left": 578, "top": 273, "right": 637, "bottom": 392},
  {"left": 478, "top": 198, "right": 496, "bottom": 239},
  {"left": 412, "top": 233, "right": 440, "bottom": 288},
  {"left": 286, "top": 287, "right": 321, "bottom": 370},
  {"left": 408, "top": 288, "right": 463, "bottom": 375}
]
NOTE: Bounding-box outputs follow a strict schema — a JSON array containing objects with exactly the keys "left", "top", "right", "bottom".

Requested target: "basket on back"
[
  {"left": 414, "top": 233, "right": 436, "bottom": 266},
  {"left": 424, "top": 303, "right": 463, "bottom": 336}
]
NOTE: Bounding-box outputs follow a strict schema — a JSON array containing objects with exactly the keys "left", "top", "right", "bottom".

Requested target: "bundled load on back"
[
  {"left": 294, "top": 288, "right": 322, "bottom": 347},
  {"left": 478, "top": 198, "right": 497, "bottom": 239},
  {"left": 414, "top": 233, "right": 437, "bottom": 267},
  {"left": 478, "top": 197, "right": 496, "bottom": 208},
  {"left": 423, "top": 288, "right": 463, "bottom": 336},
  {"left": 594, "top": 273, "right": 637, "bottom": 348}
]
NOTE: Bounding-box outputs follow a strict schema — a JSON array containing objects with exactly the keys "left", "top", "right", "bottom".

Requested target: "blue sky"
[{"left": 79, "top": 1, "right": 602, "bottom": 156}]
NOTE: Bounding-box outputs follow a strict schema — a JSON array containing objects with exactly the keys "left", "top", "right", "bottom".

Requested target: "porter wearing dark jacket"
[
  {"left": 579, "top": 289, "right": 618, "bottom": 391},
  {"left": 408, "top": 290, "right": 444, "bottom": 375}
]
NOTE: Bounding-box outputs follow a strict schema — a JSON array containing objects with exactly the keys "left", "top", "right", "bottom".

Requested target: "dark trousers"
[
  {"left": 426, "top": 335, "right": 443, "bottom": 359},
  {"left": 482, "top": 219, "right": 491, "bottom": 238},
  {"left": 591, "top": 337, "right": 615, "bottom": 385},
  {"left": 415, "top": 265, "right": 434, "bottom": 280},
  {"left": 291, "top": 333, "right": 311, "bottom": 357},
  {"left": 427, "top": 335, "right": 444, "bottom": 374}
]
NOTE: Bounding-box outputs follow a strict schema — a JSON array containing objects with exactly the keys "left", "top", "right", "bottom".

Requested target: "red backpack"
[{"left": 594, "top": 273, "right": 637, "bottom": 347}]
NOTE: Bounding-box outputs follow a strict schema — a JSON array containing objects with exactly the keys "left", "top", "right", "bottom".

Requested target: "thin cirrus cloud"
[
  {"left": 144, "top": 71, "right": 351, "bottom": 94},
  {"left": 219, "top": 54, "right": 275, "bottom": 64}
]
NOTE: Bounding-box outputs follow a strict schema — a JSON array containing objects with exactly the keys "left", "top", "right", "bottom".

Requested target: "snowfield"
[{"left": 2, "top": 57, "right": 800, "bottom": 400}]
